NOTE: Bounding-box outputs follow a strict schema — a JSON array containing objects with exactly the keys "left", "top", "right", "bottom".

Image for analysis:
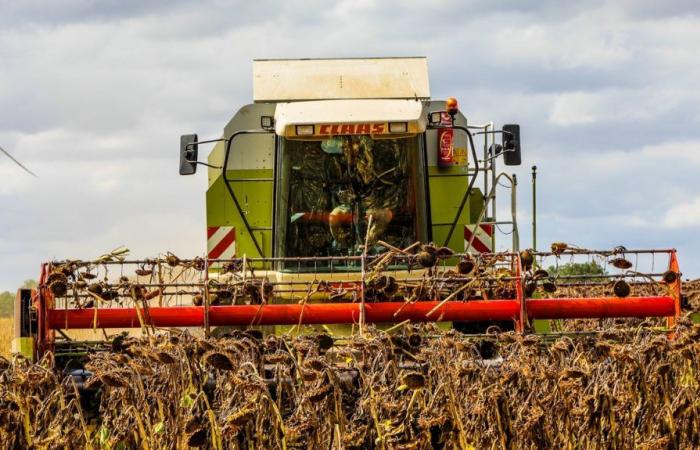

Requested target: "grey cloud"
[
  {"left": 614, "top": 0, "right": 700, "bottom": 18},
  {"left": 0, "top": 0, "right": 196, "bottom": 26}
]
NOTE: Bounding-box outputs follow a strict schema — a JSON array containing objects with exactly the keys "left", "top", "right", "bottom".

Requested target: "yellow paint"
[
  {"left": 10, "top": 337, "right": 34, "bottom": 358},
  {"left": 453, "top": 147, "right": 467, "bottom": 165}
]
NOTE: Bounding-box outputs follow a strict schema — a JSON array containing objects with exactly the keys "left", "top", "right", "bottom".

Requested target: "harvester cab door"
[
  {"left": 423, "top": 101, "right": 485, "bottom": 253},
  {"left": 206, "top": 104, "right": 276, "bottom": 260}
]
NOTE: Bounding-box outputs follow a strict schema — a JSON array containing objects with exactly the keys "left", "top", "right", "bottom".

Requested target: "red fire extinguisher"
[{"left": 437, "top": 112, "right": 454, "bottom": 167}]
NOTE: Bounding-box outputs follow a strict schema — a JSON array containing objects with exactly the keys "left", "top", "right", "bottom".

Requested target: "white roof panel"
[{"left": 253, "top": 57, "right": 430, "bottom": 102}]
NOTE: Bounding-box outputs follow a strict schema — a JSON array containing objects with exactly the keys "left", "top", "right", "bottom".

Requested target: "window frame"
[{"left": 272, "top": 134, "right": 429, "bottom": 270}]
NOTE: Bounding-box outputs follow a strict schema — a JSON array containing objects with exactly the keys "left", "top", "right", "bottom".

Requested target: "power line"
[{"left": 0, "top": 145, "right": 37, "bottom": 178}]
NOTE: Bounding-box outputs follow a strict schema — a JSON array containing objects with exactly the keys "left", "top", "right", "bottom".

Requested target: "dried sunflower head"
[
  {"left": 436, "top": 246, "right": 454, "bottom": 257},
  {"left": 87, "top": 283, "right": 104, "bottom": 295},
  {"left": 662, "top": 270, "right": 678, "bottom": 284},
  {"left": 155, "top": 351, "right": 176, "bottom": 365},
  {"left": 303, "top": 357, "right": 327, "bottom": 372},
  {"left": 186, "top": 427, "right": 208, "bottom": 447},
  {"left": 135, "top": 268, "right": 153, "bottom": 277},
  {"left": 227, "top": 405, "right": 256, "bottom": 427},
  {"left": 306, "top": 383, "right": 332, "bottom": 403},
  {"left": 550, "top": 242, "right": 568, "bottom": 254},
  {"left": 165, "top": 253, "right": 181, "bottom": 267},
  {"left": 609, "top": 257, "right": 633, "bottom": 270},
  {"left": 542, "top": 279, "right": 557, "bottom": 293},
  {"left": 456, "top": 257, "right": 475, "bottom": 275},
  {"left": 317, "top": 334, "right": 334, "bottom": 351},
  {"left": 407, "top": 333, "right": 422, "bottom": 348},
  {"left": 204, "top": 351, "right": 236, "bottom": 371},
  {"left": 47, "top": 272, "right": 68, "bottom": 296},
  {"left": 519, "top": 249, "right": 534, "bottom": 269},
  {"left": 401, "top": 372, "right": 426, "bottom": 389},
  {"left": 613, "top": 280, "right": 631, "bottom": 298},
  {"left": 532, "top": 269, "right": 549, "bottom": 280},
  {"left": 192, "top": 256, "right": 205, "bottom": 271},
  {"left": 417, "top": 251, "right": 437, "bottom": 268}
]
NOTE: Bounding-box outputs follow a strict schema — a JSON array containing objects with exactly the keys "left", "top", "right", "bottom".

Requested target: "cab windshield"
[{"left": 276, "top": 135, "right": 427, "bottom": 268}]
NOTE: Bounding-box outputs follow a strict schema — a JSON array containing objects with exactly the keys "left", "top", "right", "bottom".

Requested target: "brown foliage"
[{"left": 1, "top": 323, "right": 699, "bottom": 449}]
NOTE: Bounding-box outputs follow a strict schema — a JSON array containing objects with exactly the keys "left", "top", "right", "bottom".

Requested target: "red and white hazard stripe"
[
  {"left": 464, "top": 224, "right": 494, "bottom": 254},
  {"left": 207, "top": 226, "right": 236, "bottom": 260}
]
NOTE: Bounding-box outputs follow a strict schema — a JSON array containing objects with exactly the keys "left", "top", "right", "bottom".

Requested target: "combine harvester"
[{"left": 13, "top": 58, "right": 683, "bottom": 366}]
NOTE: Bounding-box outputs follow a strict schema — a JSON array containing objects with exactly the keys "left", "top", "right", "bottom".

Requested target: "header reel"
[{"left": 22, "top": 245, "right": 681, "bottom": 363}]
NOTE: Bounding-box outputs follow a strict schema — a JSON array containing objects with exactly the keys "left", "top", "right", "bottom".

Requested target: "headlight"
[
  {"left": 295, "top": 125, "right": 315, "bottom": 136},
  {"left": 388, "top": 122, "right": 408, "bottom": 133},
  {"left": 428, "top": 112, "right": 442, "bottom": 125},
  {"left": 260, "top": 116, "right": 274, "bottom": 129}
]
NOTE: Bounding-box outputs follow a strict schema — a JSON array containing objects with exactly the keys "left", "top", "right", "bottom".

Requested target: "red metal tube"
[
  {"left": 46, "top": 297, "right": 677, "bottom": 329},
  {"left": 527, "top": 296, "right": 675, "bottom": 320},
  {"left": 47, "top": 300, "right": 520, "bottom": 329}
]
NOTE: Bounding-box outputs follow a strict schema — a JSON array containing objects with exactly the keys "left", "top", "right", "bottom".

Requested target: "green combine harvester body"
[
  {"left": 201, "top": 58, "right": 511, "bottom": 266},
  {"left": 13, "top": 58, "right": 684, "bottom": 364}
]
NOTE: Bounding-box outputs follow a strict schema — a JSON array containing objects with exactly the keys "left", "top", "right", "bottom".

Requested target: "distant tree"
[
  {"left": 0, "top": 279, "right": 37, "bottom": 316},
  {"left": 0, "top": 291, "right": 13, "bottom": 316},
  {"left": 547, "top": 261, "right": 606, "bottom": 279},
  {"left": 21, "top": 279, "right": 37, "bottom": 289}
]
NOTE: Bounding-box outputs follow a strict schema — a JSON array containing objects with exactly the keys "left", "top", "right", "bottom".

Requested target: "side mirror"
[
  {"left": 179, "top": 134, "right": 198, "bottom": 175},
  {"left": 502, "top": 124, "right": 521, "bottom": 166}
]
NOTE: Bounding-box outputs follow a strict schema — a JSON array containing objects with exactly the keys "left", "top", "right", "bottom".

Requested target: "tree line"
[{"left": 0, "top": 280, "right": 37, "bottom": 316}]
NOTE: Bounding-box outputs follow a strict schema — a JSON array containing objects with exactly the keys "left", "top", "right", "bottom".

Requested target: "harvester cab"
[
  {"left": 14, "top": 58, "right": 682, "bottom": 368},
  {"left": 186, "top": 58, "right": 521, "bottom": 263}
]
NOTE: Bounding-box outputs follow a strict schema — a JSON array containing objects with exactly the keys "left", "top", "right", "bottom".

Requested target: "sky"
[{"left": 1, "top": 0, "right": 699, "bottom": 291}]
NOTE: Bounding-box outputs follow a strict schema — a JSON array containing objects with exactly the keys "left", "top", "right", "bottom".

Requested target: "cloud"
[
  {"left": 548, "top": 88, "right": 694, "bottom": 126},
  {"left": 663, "top": 196, "right": 700, "bottom": 228},
  {"left": 548, "top": 92, "right": 599, "bottom": 126},
  {"left": 521, "top": 140, "right": 700, "bottom": 225}
]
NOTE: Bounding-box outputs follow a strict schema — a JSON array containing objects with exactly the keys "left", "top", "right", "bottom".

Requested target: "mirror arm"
[
  {"left": 482, "top": 147, "right": 516, "bottom": 164},
  {"left": 182, "top": 137, "right": 227, "bottom": 172},
  {"left": 473, "top": 130, "right": 513, "bottom": 137},
  {"left": 186, "top": 160, "right": 222, "bottom": 169},
  {"left": 184, "top": 137, "right": 228, "bottom": 155},
  {"left": 187, "top": 137, "right": 228, "bottom": 147}
]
